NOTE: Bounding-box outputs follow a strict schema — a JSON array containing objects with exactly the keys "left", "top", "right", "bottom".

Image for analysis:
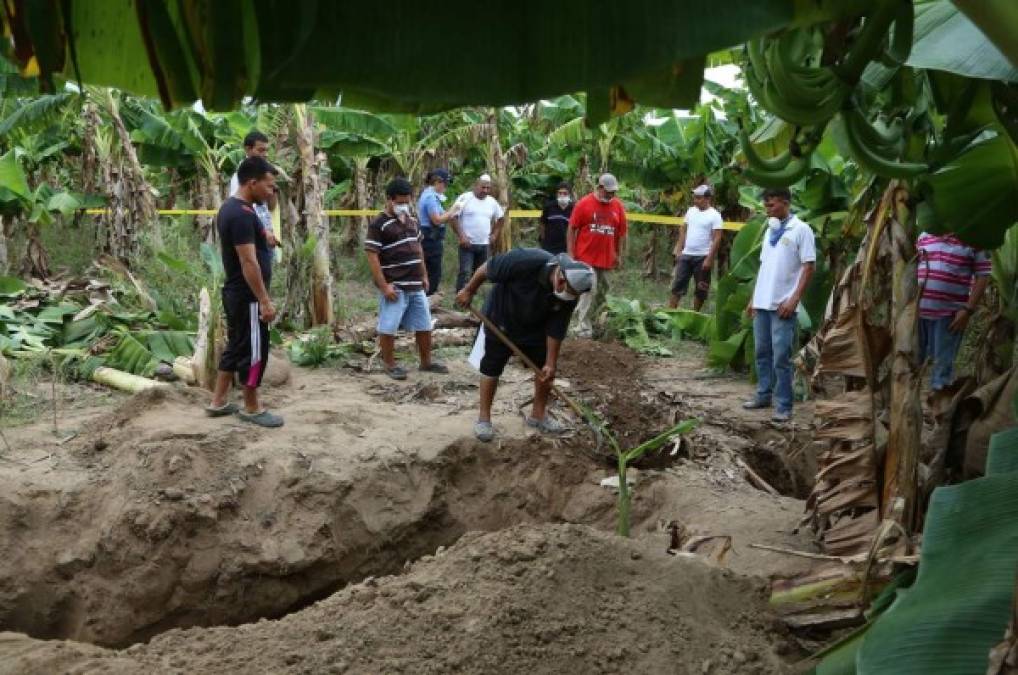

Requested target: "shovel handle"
[{"left": 467, "top": 306, "right": 587, "bottom": 419}]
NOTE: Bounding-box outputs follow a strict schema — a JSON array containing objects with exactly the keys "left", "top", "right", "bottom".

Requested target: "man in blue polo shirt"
[{"left": 417, "top": 168, "right": 461, "bottom": 296}]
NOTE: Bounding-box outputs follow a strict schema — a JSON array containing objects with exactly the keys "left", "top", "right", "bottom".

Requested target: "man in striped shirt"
[
  {"left": 917, "top": 231, "right": 991, "bottom": 391},
  {"left": 365, "top": 178, "right": 449, "bottom": 380}
]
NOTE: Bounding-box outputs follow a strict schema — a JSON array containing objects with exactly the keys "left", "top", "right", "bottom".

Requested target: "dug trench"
[{"left": 0, "top": 341, "right": 816, "bottom": 670}]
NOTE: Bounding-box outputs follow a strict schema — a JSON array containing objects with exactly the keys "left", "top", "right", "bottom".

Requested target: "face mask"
[
  {"left": 767, "top": 217, "right": 782, "bottom": 230},
  {"left": 557, "top": 196, "right": 570, "bottom": 208},
  {"left": 394, "top": 204, "right": 411, "bottom": 218},
  {"left": 554, "top": 289, "right": 577, "bottom": 302},
  {"left": 437, "top": 192, "right": 448, "bottom": 203}
]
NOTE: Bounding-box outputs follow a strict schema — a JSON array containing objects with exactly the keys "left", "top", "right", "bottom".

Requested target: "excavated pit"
[{"left": 0, "top": 345, "right": 814, "bottom": 652}]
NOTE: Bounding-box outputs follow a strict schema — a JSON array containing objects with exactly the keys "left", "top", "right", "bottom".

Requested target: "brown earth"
[
  {"left": 0, "top": 524, "right": 798, "bottom": 675},
  {"left": 0, "top": 340, "right": 818, "bottom": 673}
]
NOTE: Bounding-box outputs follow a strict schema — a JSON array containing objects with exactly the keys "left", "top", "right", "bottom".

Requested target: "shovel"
[{"left": 466, "top": 306, "right": 604, "bottom": 452}]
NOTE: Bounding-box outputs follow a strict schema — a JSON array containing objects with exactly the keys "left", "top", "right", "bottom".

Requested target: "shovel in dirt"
[{"left": 466, "top": 306, "right": 604, "bottom": 453}]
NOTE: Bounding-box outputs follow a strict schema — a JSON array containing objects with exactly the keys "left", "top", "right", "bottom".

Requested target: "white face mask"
[
  {"left": 557, "top": 196, "right": 570, "bottom": 208},
  {"left": 437, "top": 192, "right": 448, "bottom": 203},
  {"left": 554, "top": 289, "right": 577, "bottom": 302},
  {"left": 394, "top": 203, "right": 411, "bottom": 218},
  {"left": 767, "top": 216, "right": 782, "bottom": 230}
]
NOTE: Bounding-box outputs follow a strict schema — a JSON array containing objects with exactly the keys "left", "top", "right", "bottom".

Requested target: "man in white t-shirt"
[
  {"left": 228, "top": 130, "right": 278, "bottom": 250},
  {"left": 669, "top": 184, "right": 723, "bottom": 311},
  {"left": 451, "top": 174, "right": 505, "bottom": 291},
  {"left": 743, "top": 187, "right": 816, "bottom": 422}
]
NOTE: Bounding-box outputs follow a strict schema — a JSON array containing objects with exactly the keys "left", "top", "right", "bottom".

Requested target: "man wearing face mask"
[
  {"left": 568, "top": 173, "right": 628, "bottom": 338},
  {"left": 456, "top": 250, "right": 594, "bottom": 442},
  {"left": 539, "top": 181, "right": 574, "bottom": 255},
  {"left": 365, "top": 178, "right": 449, "bottom": 380},
  {"left": 417, "top": 168, "right": 461, "bottom": 296},
  {"left": 744, "top": 188, "right": 816, "bottom": 422}
]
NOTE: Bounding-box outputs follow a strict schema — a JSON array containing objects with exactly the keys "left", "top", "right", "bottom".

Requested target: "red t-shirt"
[{"left": 568, "top": 193, "right": 628, "bottom": 270}]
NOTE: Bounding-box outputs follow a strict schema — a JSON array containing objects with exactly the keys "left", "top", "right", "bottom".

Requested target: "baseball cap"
[
  {"left": 597, "top": 173, "right": 619, "bottom": 192},
  {"left": 553, "top": 254, "right": 595, "bottom": 293},
  {"left": 429, "top": 168, "right": 452, "bottom": 184},
  {"left": 692, "top": 184, "right": 713, "bottom": 196},
  {"left": 478, "top": 173, "right": 493, "bottom": 183}
]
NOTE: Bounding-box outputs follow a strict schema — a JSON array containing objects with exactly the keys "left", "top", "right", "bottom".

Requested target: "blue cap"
[{"left": 429, "top": 168, "right": 452, "bottom": 184}]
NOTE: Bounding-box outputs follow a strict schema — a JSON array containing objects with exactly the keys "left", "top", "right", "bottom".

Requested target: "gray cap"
[
  {"left": 553, "top": 254, "right": 595, "bottom": 293},
  {"left": 597, "top": 173, "right": 619, "bottom": 192}
]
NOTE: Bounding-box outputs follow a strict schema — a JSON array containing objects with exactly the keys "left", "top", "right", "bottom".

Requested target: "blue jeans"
[
  {"left": 456, "top": 244, "right": 489, "bottom": 292},
  {"left": 920, "top": 316, "right": 964, "bottom": 390},
  {"left": 420, "top": 233, "right": 444, "bottom": 296},
  {"left": 753, "top": 309, "right": 797, "bottom": 413}
]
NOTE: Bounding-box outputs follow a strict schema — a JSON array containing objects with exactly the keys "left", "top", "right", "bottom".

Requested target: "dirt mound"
[{"left": 1, "top": 524, "right": 797, "bottom": 675}]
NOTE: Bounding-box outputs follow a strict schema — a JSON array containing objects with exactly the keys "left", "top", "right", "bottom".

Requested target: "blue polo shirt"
[{"left": 417, "top": 186, "right": 445, "bottom": 239}]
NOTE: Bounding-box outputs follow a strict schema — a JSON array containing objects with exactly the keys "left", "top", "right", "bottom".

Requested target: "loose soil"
[{"left": 0, "top": 340, "right": 818, "bottom": 673}]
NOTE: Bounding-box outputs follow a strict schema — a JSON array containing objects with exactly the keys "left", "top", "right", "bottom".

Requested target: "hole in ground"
[{"left": 1, "top": 437, "right": 650, "bottom": 648}]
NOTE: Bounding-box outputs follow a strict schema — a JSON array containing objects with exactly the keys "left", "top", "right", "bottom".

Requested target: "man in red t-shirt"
[{"left": 567, "top": 173, "right": 628, "bottom": 337}]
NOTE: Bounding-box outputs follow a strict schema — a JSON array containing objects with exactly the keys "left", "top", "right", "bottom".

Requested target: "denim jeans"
[
  {"left": 456, "top": 244, "right": 489, "bottom": 292},
  {"left": 420, "top": 234, "right": 444, "bottom": 296},
  {"left": 919, "top": 316, "right": 964, "bottom": 390},
  {"left": 753, "top": 309, "right": 797, "bottom": 413}
]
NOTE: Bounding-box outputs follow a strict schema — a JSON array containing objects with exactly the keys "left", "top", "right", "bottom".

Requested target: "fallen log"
[{"left": 92, "top": 366, "right": 169, "bottom": 393}]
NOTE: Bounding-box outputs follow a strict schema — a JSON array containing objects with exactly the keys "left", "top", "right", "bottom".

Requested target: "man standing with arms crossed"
[
  {"left": 568, "top": 173, "right": 628, "bottom": 337},
  {"left": 205, "top": 156, "right": 283, "bottom": 427},
  {"left": 743, "top": 188, "right": 816, "bottom": 423},
  {"left": 417, "top": 168, "right": 461, "bottom": 296},
  {"left": 669, "top": 184, "right": 723, "bottom": 311},
  {"left": 451, "top": 174, "right": 505, "bottom": 292}
]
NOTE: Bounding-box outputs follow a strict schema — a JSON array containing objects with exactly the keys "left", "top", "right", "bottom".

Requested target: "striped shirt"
[
  {"left": 917, "top": 232, "right": 991, "bottom": 319},
  {"left": 364, "top": 211, "right": 425, "bottom": 291}
]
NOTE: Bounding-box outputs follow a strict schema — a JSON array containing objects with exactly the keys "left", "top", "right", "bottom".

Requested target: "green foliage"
[{"left": 286, "top": 327, "right": 355, "bottom": 368}]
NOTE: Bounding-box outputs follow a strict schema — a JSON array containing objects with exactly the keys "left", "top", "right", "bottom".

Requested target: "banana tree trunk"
[
  {"left": 485, "top": 108, "right": 512, "bottom": 253},
  {"left": 0, "top": 216, "right": 8, "bottom": 275},
  {"left": 882, "top": 186, "right": 922, "bottom": 531},
  {"left": 294, "top": 105, "right": 333, "bottom": 326},
  {"left": 343, "top": 157, "right": 370, "bottom": 255},
  {"left": 198, "top": 156, "right": 223, "bottom": 245}
]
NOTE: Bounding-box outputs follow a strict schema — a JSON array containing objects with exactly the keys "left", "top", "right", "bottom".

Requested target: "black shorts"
[
  {"left": 672, "top": 255, "right": 711, "bottom": 300},
  {"left": 219, "top": 291, "right": 270, "bottom": 388},
  {"left": 479, "top": 331, "right": 547, "bottom": 378}
]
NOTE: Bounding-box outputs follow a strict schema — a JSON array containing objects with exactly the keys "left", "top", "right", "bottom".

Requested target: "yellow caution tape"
[{"left": 84, "top": 208, "right": 745, "bottom": 231}]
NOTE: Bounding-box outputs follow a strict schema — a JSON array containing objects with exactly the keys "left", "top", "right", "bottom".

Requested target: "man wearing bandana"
[{"left": 743, "top": 187, "right": 816, "bottom": 422}]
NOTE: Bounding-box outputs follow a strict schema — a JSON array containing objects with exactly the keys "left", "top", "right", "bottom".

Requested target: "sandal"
[
  {"left": 474, "top": 420, "right": 494, "bottom": 442},
  {"left": 204, "top": 402, "right": 239, "bottom": 417},
  {"left": 238, "top": 410, "right": 285, "bottom": 428},
  {"left": 386, "top": 365, "right": 408, "bottom": 380},
  {"left": 419, "top": 361, "right": 449, "bottom": 374},
  {"left": 526, "top": 416, "right": 568, "bottom": 434}
]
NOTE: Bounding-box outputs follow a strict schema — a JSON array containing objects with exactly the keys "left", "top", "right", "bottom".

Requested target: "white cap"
[
  {"left": 478, "top": 173, "right": 492, "bottom": 183},
  {"left": 692, "top": 184, "right": 713, "bottom": 196},
  {"left": 598, "top": 173, "right": 619, "bottom": 191}
]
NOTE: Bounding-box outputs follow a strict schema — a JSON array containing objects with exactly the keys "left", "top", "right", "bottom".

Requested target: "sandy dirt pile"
[{"left": 1, "top": 523, "right": 798, "bottom": 674}]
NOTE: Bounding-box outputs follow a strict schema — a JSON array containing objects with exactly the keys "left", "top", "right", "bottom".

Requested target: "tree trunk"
[
  {"left": 485, "top": 108, "right": 512, "bottom": 253},
  {"left": 882, "top": 186, "right": 922, "bottom": 532},
  {"left": 293, "top": 105, "right": 333, "bottom": 326},
  {"left": 0, "top": 216, "right": 8, "bottom": 275},
  {"left": 343, "top": 157, "right": 370, "bottom": 255},
  {"left": 642, "top": 224, "right": 659, "bottom": 278},
  {"left": 197, "top": 155, "right": 223, "bottom": 244},
  {"left": 94, "top": 88, "right": 157, "bottom": 262}
]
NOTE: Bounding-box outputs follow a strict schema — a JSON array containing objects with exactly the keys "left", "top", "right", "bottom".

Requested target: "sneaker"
[
  {"left": 474, "top": 420, "right": 494, "bottom": 442},
  {"left": 525, "top": 416, "right": 567, "bottom": 434},
  {"left": 771, "top": 410, "right": 792, "bottom": 422},
  {"left": 385, "top": 365, "right": 408, "bottom": 380},
  {"left": 419, "top": 361, "right": 449, "bottom": 374},
  {"left": 742, "top": 398, "right": 772, "bottom": 410}
]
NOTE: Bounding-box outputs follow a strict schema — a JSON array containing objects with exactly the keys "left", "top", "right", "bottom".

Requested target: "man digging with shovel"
[{"left": 456, "top": 249, "right": 594, "bottom": 442}]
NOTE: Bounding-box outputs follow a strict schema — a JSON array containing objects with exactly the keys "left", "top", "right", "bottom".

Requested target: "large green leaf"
[
  {"left": 9, "top": 1, "right": 890, "bottom": 112},
  {"left": 0, "top": 151, "right": 31, "bottom": 202},
  {"left": 920, "top": 128, "right": 1018, "bottom": 249},
  {"left": 0, "top": 276, "right": 28, "bottom": 297},
  {"left": 144, "top": 330, "right": 194, "bottom": 363},
  {"left": 854, "top": 427, "right": 1018, "bottom": 674},
  {"left": 909, "top": 1, "right": 1018, "bottom": 82}
]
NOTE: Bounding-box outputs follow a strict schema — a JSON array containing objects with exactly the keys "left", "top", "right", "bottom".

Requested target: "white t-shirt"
[
  {"left": 453, "top": 192, "right": 505, "bottom": 245},
  {"left": 681, "top": 206, "right": 723, "bottom": 256},
  {"left": 752, "top": 216, "right": 817, "bottom": 310}
]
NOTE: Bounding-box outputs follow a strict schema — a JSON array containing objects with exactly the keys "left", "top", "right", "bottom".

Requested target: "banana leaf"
[
  {"left": 708, "top": 328, "right": 750, "bottom": 369},
  {"left": 144, "top": 331, "right": 195, "bottom": 364},
  {"left": 849, "top": 427, "right": 1018, "bottom": 674},
  {"left": 0, "top": 276, "right": 28, "bottom": 297},
  {"left": 909, "top": 1, "right": 1018, "bottom": 83},
  {"left": 658, "top": 309, "right": 714, "bottom": 342},
  {"left": 104, "top": 333, "right": 158, "bottom": 377}
]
